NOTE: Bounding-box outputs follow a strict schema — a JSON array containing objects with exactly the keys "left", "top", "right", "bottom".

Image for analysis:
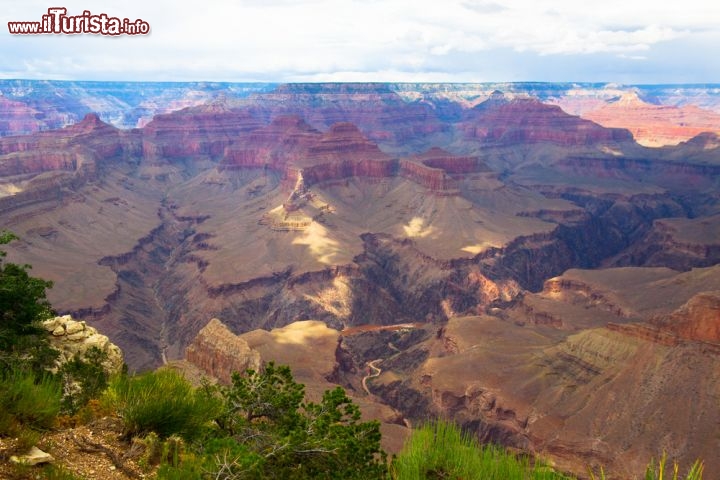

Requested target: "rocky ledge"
[{"left": 42, "top": 315, "right": 124, "bottom": 374}]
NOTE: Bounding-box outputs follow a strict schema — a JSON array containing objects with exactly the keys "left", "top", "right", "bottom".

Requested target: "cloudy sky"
[{"left": 2, "top": 0, "right": 719, "bottom": 83}]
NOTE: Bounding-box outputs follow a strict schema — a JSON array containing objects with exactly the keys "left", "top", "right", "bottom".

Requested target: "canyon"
[{"left": 0, "top": 82, "right": 718, "bottom": 478}]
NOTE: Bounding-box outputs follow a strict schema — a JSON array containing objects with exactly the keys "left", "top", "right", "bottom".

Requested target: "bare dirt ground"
[{"left": 0, "top": 416, "right": 149, "bottom": 480}]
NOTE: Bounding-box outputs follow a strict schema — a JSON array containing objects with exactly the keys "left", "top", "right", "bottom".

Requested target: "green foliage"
[
  {"left": 38, "top": 464, "right": 85, "bottom": 480},
  {"left": 391, "top": 420, "right": 571, "bottom": 480},
  {"left": 643, "top": 453, "right": 704, "bottom": 480},
  {"left": 59, "top": 346, "right": 110, "bottom": 413},
  {"left": 159, "top": 362, "right": 386, "bottom": 479},
  {"left": 105, "top": 368, "right": 223, "bottom": 441},
  {"left": 220, "top": 362, "right": 304, "bottom": 435},
  {"left": 156, "top": 450, "right": 215, "bottom": 480},
  {"left": 0, "top": 231, "right": 56, "bottom": 374},
  {"left": 11, "top": 464, "right": 84, "bottom": 480},
  {"left": 0, "top": 369, "right": 62, "bottom": 448},
  {"left": 211, "top": 361, "right": 386, "bottom": 479}
]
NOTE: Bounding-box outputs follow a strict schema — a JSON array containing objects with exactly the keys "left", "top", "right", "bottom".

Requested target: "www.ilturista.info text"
[{"left": 8, "top": 8, "right": 150, "bottom": 35}]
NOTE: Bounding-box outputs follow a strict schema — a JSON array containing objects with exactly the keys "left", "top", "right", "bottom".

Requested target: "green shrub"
[
  {"left": 391, "top": 420, "right": 571, "bottom": 480},
  {"left": 59, "top": 346, "right": 110, "bottom": 414},
  {"left": 643, "top": 453, "right": 704, "bottom": 480},
  {"left": 156, "top": 451, "right": 213, "bottom": 480},
  {"left": 0, "top": 369, "right": 61, "bottom": 436},
  {"left": 105, "top": 368, "right": 222, "bottom": 441},
  {"left": 39, "top": 464, "right": 84, "bottom": 480},
  {"left": 0, "top": 231, "right": 57, "bottom": 376},
  {"left": 216, "top": 362, "right": 386, "bottom": 479}
]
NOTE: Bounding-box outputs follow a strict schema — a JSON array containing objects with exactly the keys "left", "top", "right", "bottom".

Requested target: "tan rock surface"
[
  {"left": 42, "top": 315, "right": 124, "bottom": 374},
  {"left": 186, "top": 318, "right": 410, "bottom": 453},
  {"left": 184, "top": 318, "right": 261, "bottom": 384}
]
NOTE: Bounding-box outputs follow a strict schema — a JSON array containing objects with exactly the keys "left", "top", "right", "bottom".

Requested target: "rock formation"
[
  {"left": 459, "top": 93, "right": 634, "bottom": 146},
  {"left": 1, "top": 82, "right": 720, "bottom": 478},
  {"left": 9, "top": 446, "right": 54, "bottom": 466},
  {"left": 650, "top": 291, "right": 720, "bottom": 343},
  {"left": 355, "top": 265, "right": 720, "bottom": 477},
  {"left": 185, "top": 318, "right": 261, "bottom": 384},
  {"left": 42, "top": 315, "right": 124, "bottom": 374},
  {"left": 184, "top": 317, "right": 411, "bottom": 452},
  {"left": 142, "top": 103, "right": 263, "bottom": 160},
  {"left": 582, "top": 92, "right": 720, "bottom": 147}
]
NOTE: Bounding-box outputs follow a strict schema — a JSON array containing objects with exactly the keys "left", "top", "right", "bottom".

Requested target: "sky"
[{"left": 2, "top": 0, "right": 720, "bottom": 83}]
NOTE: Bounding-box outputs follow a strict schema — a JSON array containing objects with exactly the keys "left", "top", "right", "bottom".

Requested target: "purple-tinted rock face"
[{"left": 2, "top": 82, "right": 720, "bottom": 479}]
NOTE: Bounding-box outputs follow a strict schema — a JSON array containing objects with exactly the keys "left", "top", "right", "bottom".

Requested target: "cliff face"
[
  {"left": 2, "top": 84, "right": 720, "bottom": 479},
  {"left": 608, "top": 216, "right": 720, "bottom": 270},
  {"left": 185, "top": 318, "right": 261, "bottom": 384},
  {"left": 294, "top": 122, "right": 395, "bottom": 185},
  {"left": 0, "top": 113, "right": 139, "bottom": 214},
  {"left": 582, "top": 92, "right": 720, "bottom": 147},
  {"left": 220, "top": 115, "right": 320, "bottom": 170},
  {"left": 351, "top": 266, "right": 720, "bottom": 478},
  {"left": 221, "top": 118, "right": 482, "bottom": 195},
  {"left": 244, "top": 83, "right": 449, "bottom": 151},
  {"left": 0, "top": 113, "right": 129, "bottom": 164},
  {"left": 396, "top": 147, "right": 489, "bottom": 194},
  {"left": 398, "top": 159, "right": 456, "bottom": 193},
  {"left": 650, "top": 291, "right": 720, "bottom": 344},
  {"left": 142, "top": 104, "right": 263, "bottom": 160},
  {"left": 460, "top": 95, "right": 633, "bottom": 146}
]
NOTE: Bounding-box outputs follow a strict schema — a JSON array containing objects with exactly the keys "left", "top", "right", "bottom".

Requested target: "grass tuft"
[
  {"left": 390, "top": 419, "right": 572, "bottom": 480},
  {"left": 104, "top": 368, "right": 222, "bottom": 442},
  {"left": 0, "top": 368, "right": 61, "bottom": 450}
]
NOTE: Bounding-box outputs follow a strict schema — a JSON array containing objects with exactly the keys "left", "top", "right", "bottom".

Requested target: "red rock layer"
[
  {"left": 0, "top": 113, "right": 132, "bottom": 177},
  {"left": 220, "top": 115, "right": 320, "bottom": 170},
  {"left": 460, "top": 95, "right": 633, "bottom": 146},
  {"left": 0, "top": 96, "right": 41, "bottom": 137},
  {"left": 582, "top": 93, "right": 720, "bottom": 146},
  {"left": 398, "top": 159, "right": 455, "bottom": 192},
  {"left": 184, "top": 318, "right": 261, "bottom": 384},
  {"left": 244, "top": 83, "right": 448, "bottom": 146},
  {"left": 413, "top": 146, "right": 491, "bottom": 174},
  {"left": 606, "top": 322, "right": 680, "bottom": 346},
  {"left": 142, "top": 103, "right": 263, "bottom": 159},
  {"left": 222, "top": 119, "right": 474, "bottom": 194},
  {"left": 650, "top": 291, "right": 720, "bottom": 344}
]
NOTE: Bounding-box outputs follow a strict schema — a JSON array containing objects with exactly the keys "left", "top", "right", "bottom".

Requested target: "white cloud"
[{"left": 1, "top": 0, "right": 719, "bottom": 81}]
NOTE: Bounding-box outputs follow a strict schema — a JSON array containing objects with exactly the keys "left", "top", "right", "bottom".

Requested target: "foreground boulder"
[{"left": 9, "top": 446, "right": 54, "bottom": 466}]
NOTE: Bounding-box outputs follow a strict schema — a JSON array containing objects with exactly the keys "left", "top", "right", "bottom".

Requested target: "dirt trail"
[{"left": 362, "top": 359, "right": 383, "bottom": 396}]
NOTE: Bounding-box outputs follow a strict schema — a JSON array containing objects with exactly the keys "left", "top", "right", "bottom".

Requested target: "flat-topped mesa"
[
  {"left": 398, "top": 159, "right": 456, "bottom": 194},
  {"left": 142, "top": 104, "right": 263, "bottom": 160},
  {"left": 220, "top": 115, "right": 320, "bottom": 171},
  {"left": 246, "top": 83, "right": 448, "bottom": 147},
  {"left": 582, "top": 92, "right": 720, "bottom": 147},
  {"left": 460, "top": 94, "right": 633, "bottom": 146},
  {"left": 0, "top": 113, "right": 132, "bottom": 178},
  {"left": 398, "top": 147, "right": 493, "bottom": 195},
  {"left": 223, "top": 120, "right": 490, "bottom": 196},
  {"left": 281, "top": 122, "right": 395, "bottom": 189},
  {"left": 413, "top": 146, "right": 491, "bottom": 174}
]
